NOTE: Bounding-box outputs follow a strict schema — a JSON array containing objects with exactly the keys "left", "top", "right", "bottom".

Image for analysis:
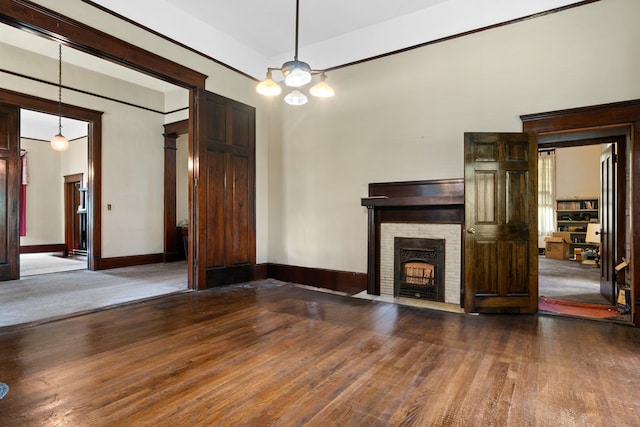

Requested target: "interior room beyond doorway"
[{"left": 537, "top": 128, "right": 630, "bottom": 322}]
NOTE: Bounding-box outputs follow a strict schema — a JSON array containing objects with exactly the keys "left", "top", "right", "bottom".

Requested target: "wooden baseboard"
[
  {"left": 94, "top": 253, "right": 164, "bottom": 270},
  {"left": 267, "top": 264, "right": 367, "bottom": 295},
  {"left": 255, "top": 263, "right": 268, "bottom": 280},
  {"left": 90, "top": 257, "right": 364, "bottom": 296},
  {"left": 20, "top": 244, "right": 67, "bottom": 255}
]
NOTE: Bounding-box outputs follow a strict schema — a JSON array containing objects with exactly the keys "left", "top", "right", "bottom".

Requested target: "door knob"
[{"left": 467, "top": 228, "right": 476, "bottom": 234}]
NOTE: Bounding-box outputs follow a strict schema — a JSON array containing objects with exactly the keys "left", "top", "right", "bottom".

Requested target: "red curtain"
[{"left": 19, "top": 153, "right": 27, "bottom": 236}]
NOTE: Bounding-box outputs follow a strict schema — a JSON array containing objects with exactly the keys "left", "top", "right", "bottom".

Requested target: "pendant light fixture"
[
  {"left": 50, "top": 44, "right": 69, "bottom": 152},
  {"left": 256, "top": 0, "right": 334, "bottom": 105}
]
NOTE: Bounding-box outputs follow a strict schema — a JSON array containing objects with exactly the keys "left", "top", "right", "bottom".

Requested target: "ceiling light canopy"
[{"left": 256, "top": 0, "right": 334, "bottom": 106}]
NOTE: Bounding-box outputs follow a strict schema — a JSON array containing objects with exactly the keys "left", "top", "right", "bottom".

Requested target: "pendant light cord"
[
  {"left": 57, "top": 44, "right": 63, "bottom": 134},
  {"left": 294, "top": 0, "right": 300, "bottom": 61}
]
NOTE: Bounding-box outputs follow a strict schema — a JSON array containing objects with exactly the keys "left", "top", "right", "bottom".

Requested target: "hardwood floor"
[{"left": 0, "top": 279, "right": 638, "bottom": 426}]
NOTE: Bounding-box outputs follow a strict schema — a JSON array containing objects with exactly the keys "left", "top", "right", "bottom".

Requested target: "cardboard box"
[
  {"left": 544, "top": 233, "right": 571, "bottom": 260},
  {"left": 574, "top": 248, "right": 583, "bottom": 261},
  {"left": 552, "top": 231, "right": 572, "bottom": 243}
]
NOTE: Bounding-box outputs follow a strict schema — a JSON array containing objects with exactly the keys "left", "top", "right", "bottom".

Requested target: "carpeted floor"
[
  {"left": 538, "top": 255, "right": 631, "bottom": 322},
  {"left": 538, "top": 255, "right": 609, "bottom": 304},
  {"left": 20, "top": 252, "right": 86, "bottom": 277},
  {"left": 0, "top": 261, "right": 189, "bottom": 328}
]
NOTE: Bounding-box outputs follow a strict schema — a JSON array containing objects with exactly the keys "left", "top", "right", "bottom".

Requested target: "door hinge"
[
  {"left": 613, "top": 153, "right": 618, "bottom": 163},
  {"left": 194, "top": 91, "right": 199, "bottom": 105},
  {"left": 194, "top": 177, "right": 198, "bottom": 188}
]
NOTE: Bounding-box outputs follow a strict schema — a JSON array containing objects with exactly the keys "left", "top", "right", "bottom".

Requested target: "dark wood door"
[
  {"left": 599, "top": 144, "right": 617, "bottom": 303},
  {"left": 0, "top": 104, "right": 20, "bottom": 280},
  {"left": 463, "top": 132, "right": 538, "bottom": 313},
  {"left": 192, "top": 89, "right": 255, "bottom": 289},
  {"left": 64, "top": 174, "right": 83, "bottom": 255}
]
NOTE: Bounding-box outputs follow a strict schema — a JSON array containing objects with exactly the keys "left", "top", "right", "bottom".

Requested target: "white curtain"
[{"left": 538, "top": 151, "right": 556, "bottom": 248}]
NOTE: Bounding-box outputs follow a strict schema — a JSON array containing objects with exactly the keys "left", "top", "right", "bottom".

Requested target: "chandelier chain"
[
  {"left": 57, "top": 44, "right": 62, "bottom": 134},
  {"left": 294, "top": 0, "right": 300, "bottom": 61}
]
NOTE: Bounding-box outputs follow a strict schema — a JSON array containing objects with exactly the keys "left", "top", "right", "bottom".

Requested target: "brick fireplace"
[{"left": 361, "top": 179, "right": 464, "bottom": 306}]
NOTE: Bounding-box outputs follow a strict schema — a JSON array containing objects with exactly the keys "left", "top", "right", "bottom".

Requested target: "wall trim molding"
[
  {"left": 267, "top": 263, "right": 367, "bottom": 295},
  {"left": 20, "top": 244, "right": 67, "bottom": 255},
  {"left": 95, "top": 253, "right": 164, "bottom": 270},
  {"left": 84, "top": 257, "right": 362, "bottom": 294}
]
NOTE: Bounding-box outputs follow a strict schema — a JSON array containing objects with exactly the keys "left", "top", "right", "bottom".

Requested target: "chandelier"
[
  {"left": 50, "top": 44, "right": 69, "bottom": 152},
  {"left": 256, "top": 0, "right": 334, "bottom": 105}
]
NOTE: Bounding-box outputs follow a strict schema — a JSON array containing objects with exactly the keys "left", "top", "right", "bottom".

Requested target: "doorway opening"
[
  {"left": 19, "top": 108, "right": 90, "bottom": 277},
  {"left": 537, "top": 127, "right": 630, "bottom": 323}
]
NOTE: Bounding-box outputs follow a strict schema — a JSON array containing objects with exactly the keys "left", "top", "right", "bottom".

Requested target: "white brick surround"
[{"left": 380, "top": 223, "right": 462, "bottom": 304}]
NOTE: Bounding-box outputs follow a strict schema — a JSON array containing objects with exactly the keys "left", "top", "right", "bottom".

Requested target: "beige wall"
[
  {"left": 20, "top": 136, "right": 87, "bottom": 246},
  {"left": 268, "top": 0, "right": 640, "bottom": 273},
  {"left": 555, "top": 145, "right": 602, "bottom": 200}
]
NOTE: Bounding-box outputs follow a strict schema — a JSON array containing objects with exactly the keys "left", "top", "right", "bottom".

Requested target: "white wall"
[
  {"left": 555, "top": 145, "right": 602, "bottom": 200},
  {"left": 19, "top": 136, "right": 87, "bottom": 246},
  {"left": 268, "top": 0, "right": 640, "bottom": 273}
]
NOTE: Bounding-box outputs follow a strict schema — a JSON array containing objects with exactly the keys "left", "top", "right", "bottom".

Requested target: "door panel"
[
  {"left": 0, "top": 104, "right": 20, "bottom": 280},
  {"left": 464, "top": 132, "right": 537, "bottom": 313},
  {"left": 229, "top": 154, "right": 250, "bottom": 265},
  {"left": 193, "top": 89, "right": 256, "bottom": 289},
  {"left": 205, "top": 149, "right": 226, "bottom": 268}
]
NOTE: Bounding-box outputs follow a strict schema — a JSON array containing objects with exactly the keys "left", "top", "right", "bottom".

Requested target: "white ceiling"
[
  {"left": 20, "top": 109, "right": 88, "bottom": 142},
  {"left": 91, "top": 0, "right": 585, "bottom": 79}
]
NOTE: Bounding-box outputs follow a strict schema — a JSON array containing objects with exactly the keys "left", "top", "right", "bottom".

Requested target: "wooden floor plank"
[{"left": 0, "top": 280, "right": 639, "bottom": 426}]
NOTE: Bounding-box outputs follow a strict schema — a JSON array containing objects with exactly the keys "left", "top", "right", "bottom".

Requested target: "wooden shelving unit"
[{"left": 556, "top": 197, "right": 599, "bottom": 253}]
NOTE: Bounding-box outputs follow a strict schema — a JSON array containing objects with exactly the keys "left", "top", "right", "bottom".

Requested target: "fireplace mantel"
[{"left": 361, "top": 178, "right": 464, "bottom": 295}]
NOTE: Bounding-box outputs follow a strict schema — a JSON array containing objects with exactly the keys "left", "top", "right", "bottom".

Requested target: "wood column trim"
[
  {"left": 163, "top": 131, "right": 178, "bottom": 262},
  {"left": 162, "top": 119, "right": 189, "bottom": 263}
]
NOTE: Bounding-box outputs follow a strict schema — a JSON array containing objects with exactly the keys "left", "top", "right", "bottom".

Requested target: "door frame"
[
  {"left": 537, "top": 136, "right": 627, "bottom": 305},
  {"left": 64, "top": 172, "right": 84, "bottom": 257},
  {"left": 1, "top": 90, "right": 102, "bottom": 271},
  {"left": 522, "top": 100, "right": 640, "bottom": 326}
]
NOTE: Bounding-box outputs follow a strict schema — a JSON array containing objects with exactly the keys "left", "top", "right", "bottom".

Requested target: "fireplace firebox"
[{"left": 394, "top": 237, "right": 445, "bottom": 301}]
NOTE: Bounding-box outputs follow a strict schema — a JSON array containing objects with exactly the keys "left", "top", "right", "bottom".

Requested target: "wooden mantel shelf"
[
  {"left": 361, "top": 178, "right": 465, "bottom": 208},
  {"left": 361, "top": 195, "right": 464, "bottom": 207}
]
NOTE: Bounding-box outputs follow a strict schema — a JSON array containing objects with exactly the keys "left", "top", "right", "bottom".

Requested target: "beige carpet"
[
  {"left": 20, "top": 252, "right": 86, "bottom": 277},
  {"left": 538, "top": 255, "right": 610, "bottom": 305},
  {"left": 0, "top": 261, "right": 189, "bottom": 328}
]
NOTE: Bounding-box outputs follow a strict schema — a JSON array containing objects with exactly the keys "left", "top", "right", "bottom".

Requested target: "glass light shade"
[
  {"left": 50, "top": 133, "right": 69, "bottom": 151},
  {"left": 284, "top": 89, "right": 308, "bottom": 106},
  {"left": 282, "top": 60, "right": 312, "bottom": 87},
  {"left": 309, "top": 75, "right": 335, "bottom": 98},
  {"left": 256, "top": 71, "right": 282, "bottom": 96}
]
